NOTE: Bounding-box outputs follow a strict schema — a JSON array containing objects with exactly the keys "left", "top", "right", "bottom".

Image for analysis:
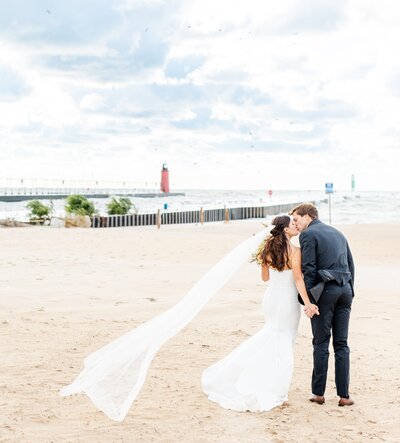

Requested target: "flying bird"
[{"left": 46, "top": 9, "right": 51, "bottom": 14}]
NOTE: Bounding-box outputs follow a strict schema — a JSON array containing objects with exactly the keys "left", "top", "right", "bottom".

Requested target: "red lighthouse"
[{"left": 160, "top": 163, "right": 170, "bottom": 193}]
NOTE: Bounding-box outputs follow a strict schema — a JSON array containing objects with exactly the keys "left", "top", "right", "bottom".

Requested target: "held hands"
[{"left": 304, "top": 303, "right": 320, "bottom": 319}]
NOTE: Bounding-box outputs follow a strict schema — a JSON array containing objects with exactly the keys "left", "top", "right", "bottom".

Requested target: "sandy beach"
[{"left": 0, "top": 221, "right": 399, "bottom": 443}]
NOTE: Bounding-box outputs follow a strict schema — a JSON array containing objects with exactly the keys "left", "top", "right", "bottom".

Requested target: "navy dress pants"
[{"left": 310, "top": 282, "right": 353, "bottom": 398}]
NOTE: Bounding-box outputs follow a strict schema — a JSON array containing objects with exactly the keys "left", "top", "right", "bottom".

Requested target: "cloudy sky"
[{"left": 1, "top": 0, "right": 399, "bottom": 191}]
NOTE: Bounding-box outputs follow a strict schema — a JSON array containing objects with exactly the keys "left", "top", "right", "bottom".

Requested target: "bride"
[
  {"left": 60, "top": 216, "right": 318, "bottom": 421},
  {"left": 202, "top": 215, "right": 319, "bottom": 411}
]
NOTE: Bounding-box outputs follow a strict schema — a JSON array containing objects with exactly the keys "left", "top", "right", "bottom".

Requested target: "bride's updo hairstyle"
[{"left": 260, "top": 215, "right": 291, "bottom": 271}]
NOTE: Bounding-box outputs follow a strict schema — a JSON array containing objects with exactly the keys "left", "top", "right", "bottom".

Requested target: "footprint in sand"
[
  {"left": 342, "top": 425, "right": 354, "bottom": 431},
  {"left": 325, "top": 409, "right": 344, "bottom": 418}
]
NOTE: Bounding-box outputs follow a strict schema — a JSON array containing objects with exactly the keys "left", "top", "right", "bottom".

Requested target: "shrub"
[
  {"left": 65, "top": 195, "right": 96, "bottom": 216},
  {"left": 26, "top": 200, "right": 53, "bottom": 222},
  {"left": 106, "top": 197, "right": 135, "bottom": 215}
]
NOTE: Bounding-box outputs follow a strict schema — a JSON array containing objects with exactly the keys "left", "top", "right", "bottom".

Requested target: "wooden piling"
[
  {"left": 157, "top": 209, "right": 161, "bottom": 228},
  {"left": 225, "top": 206, "right": 229, "bottom": 223}
]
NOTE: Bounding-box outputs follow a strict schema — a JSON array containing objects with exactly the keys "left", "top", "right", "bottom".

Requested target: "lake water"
[{"left": 0, "top": 189, "right": 399, "bottom": 225}]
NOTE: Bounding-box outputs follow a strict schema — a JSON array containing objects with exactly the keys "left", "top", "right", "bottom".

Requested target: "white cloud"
[{"left": 79, "top": 93, "right": 105, "bottom": 110}]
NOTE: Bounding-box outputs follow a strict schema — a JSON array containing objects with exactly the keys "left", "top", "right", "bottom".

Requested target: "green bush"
[
  {"left": 65, "top": 195, "right": 96, "bottom": 216},
  {"left": 106, "top": 197, "right": 135, "bottom": 215},
  {"left": 26, "top": 200, "right": 53, "bottom": 222}
]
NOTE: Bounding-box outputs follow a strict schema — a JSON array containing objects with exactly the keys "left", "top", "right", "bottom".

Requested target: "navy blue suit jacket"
[{"left": 299, "top": 219, "right": 355, "bottom": 304}]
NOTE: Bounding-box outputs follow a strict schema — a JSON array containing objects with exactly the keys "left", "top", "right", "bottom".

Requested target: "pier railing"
[
  {"left": 0, "top": 187, "right": 160, "bottom": 202},
  {"left": 91, "top": 202, "right": 308, "bottom": 228}
]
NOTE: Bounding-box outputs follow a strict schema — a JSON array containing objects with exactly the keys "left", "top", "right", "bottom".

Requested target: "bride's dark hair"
[{"left": 260, "top": 215, "right": 291, "bottom": 271}]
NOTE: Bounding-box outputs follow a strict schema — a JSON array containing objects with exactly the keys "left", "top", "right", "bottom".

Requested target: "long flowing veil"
[{"left": 60, "top": 227, "right": 269, "bottom": 421}]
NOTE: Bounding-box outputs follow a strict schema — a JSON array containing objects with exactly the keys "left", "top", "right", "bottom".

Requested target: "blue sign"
[{"left": 325, "top": 183, "right": 334, "bottom": 194}]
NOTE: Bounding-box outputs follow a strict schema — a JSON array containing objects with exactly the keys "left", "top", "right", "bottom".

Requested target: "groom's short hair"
[{"left": 289, "top": 202, "right": 319, "bottom": 219}]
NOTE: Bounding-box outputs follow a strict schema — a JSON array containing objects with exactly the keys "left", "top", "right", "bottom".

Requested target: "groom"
[{"left": 290, "top": 203, "right": 355, "bottom": 407}]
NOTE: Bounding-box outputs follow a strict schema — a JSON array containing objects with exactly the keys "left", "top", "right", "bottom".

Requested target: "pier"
[
  {"left": 0, "top": 184, "right": 184, "bottom": 202},
  {"left": 0, "top": 190, "right": 185, "bottom": 203},
  {"left": 0, "top": 168, "right": 185, "bottom": 202}
]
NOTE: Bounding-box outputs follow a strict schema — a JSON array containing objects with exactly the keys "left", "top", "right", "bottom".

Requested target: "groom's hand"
[{"left": 304, "top": 303, "right": 320, "bottom": 318}]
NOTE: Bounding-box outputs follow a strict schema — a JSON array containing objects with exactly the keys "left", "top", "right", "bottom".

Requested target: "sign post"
[{"left": 325, "top": 182, "right": 334, "bottom": 224}]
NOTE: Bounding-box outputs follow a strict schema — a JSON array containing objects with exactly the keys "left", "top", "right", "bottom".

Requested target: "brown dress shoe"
[
  {"left": 338, "top": 397, "right": 354, "bottom": 406},
  {"left": 309, "top": 394, "right": 325, "bottom": 405}
]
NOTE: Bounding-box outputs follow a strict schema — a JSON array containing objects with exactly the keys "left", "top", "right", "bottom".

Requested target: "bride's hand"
[{"left": 304, "top": 303, "right": 319, "bottom": 318}]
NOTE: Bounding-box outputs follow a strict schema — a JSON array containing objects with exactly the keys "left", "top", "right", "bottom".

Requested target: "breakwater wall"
[
  {"left": 91, "top": 202, "right": 309, "bottom": 228},
  {"left": 0, "top": 190, "right": 184, "bottom": 202}
]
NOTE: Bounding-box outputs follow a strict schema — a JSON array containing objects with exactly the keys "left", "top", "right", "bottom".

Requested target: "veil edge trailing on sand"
[{"left": 59, "top": 226, "right": 270, "bottom": 422}]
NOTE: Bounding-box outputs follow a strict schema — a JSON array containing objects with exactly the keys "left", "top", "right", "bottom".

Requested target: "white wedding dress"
[{"left": 202, "top": 268, "right": 301, "bottom": 412}]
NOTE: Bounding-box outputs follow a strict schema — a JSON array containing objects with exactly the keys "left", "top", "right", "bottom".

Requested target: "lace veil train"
[{"left": 60, "top": 226, "right": 269, "bottom": 421}]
